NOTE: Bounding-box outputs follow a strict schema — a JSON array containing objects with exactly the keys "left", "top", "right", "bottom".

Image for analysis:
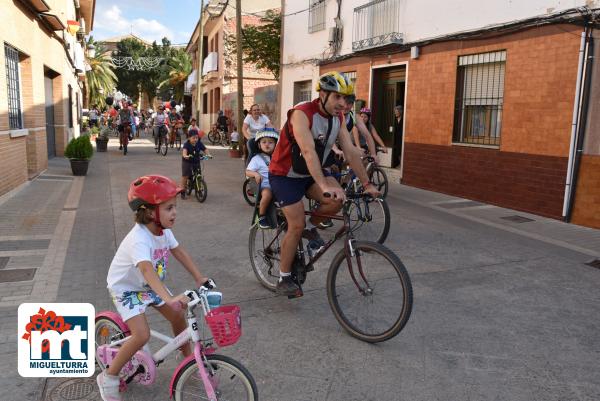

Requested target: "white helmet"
[{"left": 255, "top": 128, "right": 279, "bottom": 143}]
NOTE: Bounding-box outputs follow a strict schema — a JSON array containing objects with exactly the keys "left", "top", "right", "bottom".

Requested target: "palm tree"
[
  {"left": 158, "top": 50, "right": 192, "bottom": 103},
  {"left": 85, "top": 37, "right": 117, "bottom": 109}
]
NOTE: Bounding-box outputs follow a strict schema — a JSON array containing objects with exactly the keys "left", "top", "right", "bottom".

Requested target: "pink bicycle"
[{"left": 95, "top": 287, "right": 258, "bottom": 401}]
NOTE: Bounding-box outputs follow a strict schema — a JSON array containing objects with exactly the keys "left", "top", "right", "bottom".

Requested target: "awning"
[
  {"left": 19, "top": 0, "right": 50, "bottom": 12},
  {"left": 185, "top": 69, "right": 198, "bottom": 92},
  {"left": 38, "top": 13, "right": 66, "bottom": 31},
  {"left": 202, "top": 52, "right": 218, "bottom": 75},
  {"left": 74, "top": 42, "right": 86, "bottom": 74}
]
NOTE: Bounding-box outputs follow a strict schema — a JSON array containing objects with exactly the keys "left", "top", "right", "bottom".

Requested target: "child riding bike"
[
  {"left": 245, "top": 129, "right": 278, "bottom": 229},
  {"left": 181, "top": 130, "right": 211, "bottom": 199},
  {"left": 97, "top": 175, "right": 214, "bottom": 401}
]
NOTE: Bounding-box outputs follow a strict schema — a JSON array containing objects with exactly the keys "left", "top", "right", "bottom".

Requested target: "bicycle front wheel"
[
  {"left": 207, "top": 131, "right": 218, "bottom": 145},
  {"left": 348, "top": 197, "right": 390, "bottom": 244},
  {"left": 249, "top": 224, "right": 282, "bottom": 291},
  {"left": 195, "top": 177, "right": 207, "bottom": 202},
  {"left": 172, "top": 353, "right": 258, "bottom": 401},
  {"left": 95, "top": 316, "right": 127, "bottom": 370},
  {"left": 369, "top": 167, "right": 389, "bottom": 198},
  {"left": 160, "top": 138, "right": 168, "bottom": 156},
  {"left": 327, "top": 241, "right": 413, "bottom": 343},
  {"left": 242, "top": 178, "right": 257, "bottom": 206}
]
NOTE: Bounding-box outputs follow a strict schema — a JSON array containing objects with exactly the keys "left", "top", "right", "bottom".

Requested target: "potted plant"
[
  {"left": 229, "top": 141, "right": 242, "bottom": 158},
  {"left": 95, "top": 126, "right": 110, "bottom": 152},
  {"left": 64, "top": 135, "right": 94, "bottom": 176}
]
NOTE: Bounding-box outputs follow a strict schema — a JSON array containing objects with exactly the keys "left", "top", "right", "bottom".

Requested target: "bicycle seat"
[{"left": 251, "top": 188, "right": 280, "bottom": 229}]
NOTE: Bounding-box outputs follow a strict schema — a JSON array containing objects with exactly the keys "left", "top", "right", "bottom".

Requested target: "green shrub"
[
  {"left": 64, "top": 135, "right": 93, "bottom": 160},
  {"left": 98, "top": 126, "right": 111, "bottom": 139}
]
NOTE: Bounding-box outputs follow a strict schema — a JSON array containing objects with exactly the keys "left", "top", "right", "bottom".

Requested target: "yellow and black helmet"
[{"left": 316, "top": 71, "right": 354, "bottom": 96}]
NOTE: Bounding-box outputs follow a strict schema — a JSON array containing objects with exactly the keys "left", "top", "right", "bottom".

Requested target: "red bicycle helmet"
[{"left": 128, "top": 175, "right": 182, "bottom": 211}]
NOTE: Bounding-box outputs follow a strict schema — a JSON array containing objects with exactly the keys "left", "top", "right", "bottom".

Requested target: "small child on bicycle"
[
  {"left": 97, "top": 175, "right": 214, "bottom": 401},
  {"left": 181, "top": 129, "right": 211, "bottom": 199},
  {"left": 245, "top": 129, "right": 279, "bottom": 229}
]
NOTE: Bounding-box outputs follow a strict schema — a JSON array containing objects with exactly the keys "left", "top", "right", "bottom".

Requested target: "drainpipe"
[
  {"left": 562, "top": 30, "right": 588, "bottom": 220},
  {"left": 566, "top": 29, "right": 594, "bottom": 222}
]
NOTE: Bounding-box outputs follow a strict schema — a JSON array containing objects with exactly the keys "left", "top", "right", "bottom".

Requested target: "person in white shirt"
[
  {"left": 245, "top": 129, "right": 278, "bottom": 229},
  {"left": 230, "top": 127, "right": 240, "bottom": 146},
  {"left": 242, "top": 104, "right": 273, "bottom": 159},
  {"left": 97, "top": 175, "right": 213, "bottom": 401}
]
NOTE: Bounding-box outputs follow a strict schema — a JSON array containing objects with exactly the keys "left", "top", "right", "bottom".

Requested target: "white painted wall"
[
  {"left": 280, "top": 0, "right": 599, "bottom": 118},
  {"left": 285, "top": 0, "right": 599, "bottom": 63}
]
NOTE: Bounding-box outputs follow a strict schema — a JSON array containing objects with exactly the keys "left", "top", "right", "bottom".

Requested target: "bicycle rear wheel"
[
  {"left": 348, "top": 197, "right": 390, "bottom": 244},
  {"left": 195, "top": 177, "right": 207, "bottom": 202},
  {"left": 249, "top": 224, "right": 283, "bottom": 291},
  {"left": 369, "top": 167, "right": 389, "bottom": 198},
  {"left": 175, "top": 130, "right": 182, "bottom": 151},
  {"left": 160, "top": 137, "right": 168, "bottom": 156},
  {"left": 242, "top": 178, "right": 257, "bottom": 206},
  {"left": 172, "top": 353, "right": 258, "bottom": 401},
  {"left": 327, "top": 241, "right": 412, "bottom": 343}
]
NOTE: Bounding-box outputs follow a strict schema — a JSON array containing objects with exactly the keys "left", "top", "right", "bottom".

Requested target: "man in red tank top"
[{"left": 269, "top": 72, "right": 380, "bottom": 297}]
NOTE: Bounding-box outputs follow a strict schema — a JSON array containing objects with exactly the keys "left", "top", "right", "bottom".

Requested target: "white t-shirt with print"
[
  {"left": 243, "top": 114, "right": 270, "bottom": 138},
  {"left": 247, "top": 154, "right": 270, "bottom": 187},
  {"left": 107, "top": 224, "right": 179, "bottom": 294}
]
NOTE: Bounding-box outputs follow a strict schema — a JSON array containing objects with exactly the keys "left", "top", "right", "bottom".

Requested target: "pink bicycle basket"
[{"left": 205, "top": 305, "right": 242, "bottom": 347}]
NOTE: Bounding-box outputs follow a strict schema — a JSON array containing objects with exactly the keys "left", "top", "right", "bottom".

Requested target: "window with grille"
[
  {"left": 453, "top": 50, "right": 506, "bottom": 146},
  {"left": 4, "top": 44, "right": 23, "bottom": 129},
  {"left": 293, "top": 80, "right": 312, "bottom": 105},
  {"left": 308, "top": 0, "right": 326, "bottom": 33}
]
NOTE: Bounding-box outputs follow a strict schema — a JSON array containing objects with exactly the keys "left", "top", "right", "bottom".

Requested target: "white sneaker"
[{"left": 97, "top": 371, "right": 122, "bottom": 401}]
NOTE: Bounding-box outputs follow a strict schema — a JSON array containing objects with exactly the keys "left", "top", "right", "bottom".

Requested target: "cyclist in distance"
[
  {"left": 154, "top": 105, "right": 169, "bottom": 150},
  {"left": 269, "top": 71, "right": 380, "bottom": 296}
]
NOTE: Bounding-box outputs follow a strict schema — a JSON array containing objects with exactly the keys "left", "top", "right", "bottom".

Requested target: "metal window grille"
[
  {"left": 343, "top": 71, "right": 357, "bottom": 84},
  {"left": 453, "top": 50, "right": 506, "bottom": 146},
  {"left": 353, "top": 0, "right": 402, "bottom": 51},
  {"left": 308, "top": 0, "right": 326, "bottom": 33},
  {"left": 4, "top": 44, "right": 22, "bottom": 129},
  {"left": 293, "top": 80, "right": 313, "bottom": 105}
]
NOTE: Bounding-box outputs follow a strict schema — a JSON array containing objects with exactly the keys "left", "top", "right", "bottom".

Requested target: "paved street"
[{"left": 1, "top": 135, "right": 599, "bottom": 401}]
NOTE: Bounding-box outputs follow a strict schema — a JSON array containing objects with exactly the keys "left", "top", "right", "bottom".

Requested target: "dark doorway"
[
  {"left": 372, "top": 66, "right": 406, "bottom": 167},
  {"left": 44, "top": 74, "right": 56, "bottom": 158}
]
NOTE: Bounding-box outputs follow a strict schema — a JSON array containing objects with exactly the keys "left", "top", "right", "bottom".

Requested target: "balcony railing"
[{"left": 353, "top": 0, "right": 402, "bottom": 51}]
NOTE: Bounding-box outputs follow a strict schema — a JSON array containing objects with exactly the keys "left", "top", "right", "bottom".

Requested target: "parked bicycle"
[
  {"left": 95, "top": 285, "right": 258, "bottom": 401},
  {"left": 249, "top": 192, "right": 412, "bottom": 343},
  {"left": 186, "top": 155, "right": 212, "bottom": 203}
]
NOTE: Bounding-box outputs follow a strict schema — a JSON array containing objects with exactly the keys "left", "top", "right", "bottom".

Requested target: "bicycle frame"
[
  {"left": 99, "top": 291, "right": 220, "bottom": 401},
  {"left": 265, "top": 197, "right": 372, "bottom": 294}
]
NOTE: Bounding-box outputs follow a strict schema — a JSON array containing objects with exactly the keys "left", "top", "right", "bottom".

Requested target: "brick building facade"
[
  {"left": 186, "top": 0, "right": 279, "bottom": 132},
  {"left": 1, "top": 0, "right": 94, "bottom": 197},
  {"left": 322, "top": 23, "right": 600, "bottom": 228}
]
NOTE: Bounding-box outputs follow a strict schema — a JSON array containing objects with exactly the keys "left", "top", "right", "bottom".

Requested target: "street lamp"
[{"left": 87, "top": 43, "right": 96, "bottom": 58}]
